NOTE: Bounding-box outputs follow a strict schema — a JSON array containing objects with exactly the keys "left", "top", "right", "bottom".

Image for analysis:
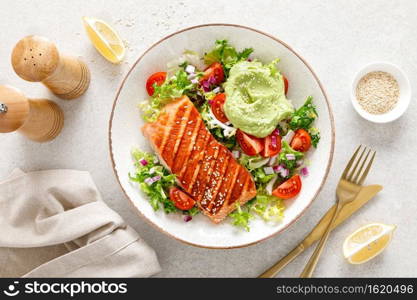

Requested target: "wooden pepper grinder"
[
  {"left": 11, "top": 35, "right": 90, "bottom": 100},
  {"left": 0, "top": 85, "right": 64, "bottom": 142}
]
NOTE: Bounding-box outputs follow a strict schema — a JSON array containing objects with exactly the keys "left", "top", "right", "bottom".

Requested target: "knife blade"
[{"left": 259, "top": 184, "right": 383, "bottom": 278}]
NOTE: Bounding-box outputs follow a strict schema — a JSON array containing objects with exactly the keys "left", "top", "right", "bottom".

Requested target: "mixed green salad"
[{"left": 130, "top": 40, "right": 320, "bottom": 230}]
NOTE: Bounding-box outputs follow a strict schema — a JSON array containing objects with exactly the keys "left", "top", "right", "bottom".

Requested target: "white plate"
[{"left": 109, "top": 24, "right": 335, "bottom": 249}]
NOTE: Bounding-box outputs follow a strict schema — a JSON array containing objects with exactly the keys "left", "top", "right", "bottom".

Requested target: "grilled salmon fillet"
[{"left": 142, "top": 96, "right": 257, "bottom": 223}]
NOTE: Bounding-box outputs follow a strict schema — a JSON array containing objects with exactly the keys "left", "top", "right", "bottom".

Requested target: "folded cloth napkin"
[{"left": 0, "top": 169, "right": 161, "bottom": 277}]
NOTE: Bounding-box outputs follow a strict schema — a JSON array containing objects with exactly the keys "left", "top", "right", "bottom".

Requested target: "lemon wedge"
[
  {"left": 343, "top": 223, "right": 396, "bottom": 264},
  {"left": 82, "top": 17, "right": 125, "bottom": 63}
]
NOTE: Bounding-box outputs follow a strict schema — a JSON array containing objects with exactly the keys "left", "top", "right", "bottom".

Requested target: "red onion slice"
[
  {"left": 279, "top": 168, "right": 289, "bottom": 178},
  {"left": 300, "top": 167, "right": 309, "bottom": 177},
  {"left": 184, "top": 215, "right": 192, "bottom": 222},
  {"left": 208, "top": 76, "right": 217, "bottom": 85},
  {"left": 273, "top": 164, "right": 283, "bottom": 173},
  {"left": 144, "top": 175, "right": 161, "bottom": 185},
  {"left": 285, "top": 153, "right": 296, "bottom": 160},
  {"left": 271, "top": 135, "right": 277, "bottom": 148}
]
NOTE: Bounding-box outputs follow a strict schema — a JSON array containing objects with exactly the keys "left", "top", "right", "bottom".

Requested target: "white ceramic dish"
[
  {"left": 109, "top": 24, "right": 335, "bottom": 249},
  {"left": 351, "top": 62, "right": 411, "bottom": 123}
]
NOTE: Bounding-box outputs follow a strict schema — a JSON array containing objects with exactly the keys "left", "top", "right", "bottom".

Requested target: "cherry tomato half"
[
  {"left": 272, "top": 174, "right": 302, "bottom": 199},
  {"left": 146, "top": 72, "right": 167, "bottom": 96},
  {"left": 261, "top": 130, "right": 282, "bottom": 157},
  {"left": 169, "top": 187, "right": 196, "bottom": 210},
  {"left": 236, "top": 129, "right": 264, "bottom": 156},
  {"left": 290, "top": 129, "right": 312, "bottom": 152},
  {"left": 211, "top": 93, "right": 229, "bottom": 123},
  {"left": 200, "top": 62, "right": 224, "bottom": 85}
]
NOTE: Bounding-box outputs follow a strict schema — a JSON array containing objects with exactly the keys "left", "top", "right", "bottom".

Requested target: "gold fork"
[{"left": 299, "top": 145, "right": 376, "bottom": 278}]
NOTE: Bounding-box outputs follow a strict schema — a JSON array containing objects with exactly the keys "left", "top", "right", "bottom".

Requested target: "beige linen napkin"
[{"left": 0, "top": 169, "right": 161, "bottom": 277}]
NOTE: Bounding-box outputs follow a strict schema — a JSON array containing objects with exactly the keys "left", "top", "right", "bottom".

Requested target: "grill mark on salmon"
[
  {"left": 211, "top": 174, "right": 256, "bottom": 222},
  {"left": 246, "top": 173, "right": 256, "bottom": 198},
  {"left": 142, "top": 96, "right": 256, "bottom": 223},
  {"left": 229, "top": 168, "right": 249, "bottom": 205},
  {"left": 171, "top": 109, "right": 202, "bottom": 175},
  {"left": 161, "top": 102, "right": 191, "bottom": 166},
  {"left": 211, "top": 159, "right": 240, "bottom": 214},
  {"left": 158, "top": 107, "right": 179, "bottom": 155},
  {"left": 191, "top": 137, "right": 220, "bottom": 201},
  {"left": 178, "top": 125, "right": 210, "bottom": 193},
  {"left": 200, "top": 146, "right": 230, "bottom": 211}
]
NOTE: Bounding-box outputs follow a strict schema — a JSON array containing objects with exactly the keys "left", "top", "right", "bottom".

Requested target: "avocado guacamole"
[{"left": 223, "top": 60, "right": 293, "bottom": 138}]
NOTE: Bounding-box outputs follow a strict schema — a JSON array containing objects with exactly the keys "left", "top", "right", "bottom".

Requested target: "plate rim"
[{"left": 108, "top": 23, "right": 336, "bottom": 249}]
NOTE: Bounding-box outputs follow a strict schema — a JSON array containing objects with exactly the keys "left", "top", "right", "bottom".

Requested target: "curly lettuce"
[
  {"left": 129, "top": 149, "right": 198, "bottom": 216},
  {"left": 239, "top": 154, "right": 274, "bottom": 187},
  {"left": 230, "top": 193, "right": 285, "bottom": 231},
  {"left": 129, "top": 149, "right": 177, "bottom": 213},
  {"left": 251, "top": 194, "right": 285, "bottom": 222},
  {"left": 229, "top": 203, "right": 253, "bottom": 231},
  {"left": 204, "top": 39, "right": 253, "bottom": 76},
  {"left": 231, "top": 154, "right": 286, "bottom": 230},
  {"left": 309, "top": 127, "right": 321, "bottom": 148},
  {"left": 140, "top": 69, "right": 196, "bottom": 122},
  {"left": 289, "top": 96, "right": 320, "bottom": 147}
]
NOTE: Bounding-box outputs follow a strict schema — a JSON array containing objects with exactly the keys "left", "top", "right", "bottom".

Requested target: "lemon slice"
[
  {"left": 343, "top": 223, "right": 396, "bottom": 264},
  {"left": 82, "top": 17, "right": 125, "bottom": 63}
]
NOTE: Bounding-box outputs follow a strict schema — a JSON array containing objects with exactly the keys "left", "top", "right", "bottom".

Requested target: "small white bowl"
[{"left": 351, "top": 62, "right": 411, "bottom": 123}]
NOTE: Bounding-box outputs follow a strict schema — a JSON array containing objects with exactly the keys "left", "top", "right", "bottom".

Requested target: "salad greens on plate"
[{"left": 130, "top": 40, "right": 320, "bottom": 230}]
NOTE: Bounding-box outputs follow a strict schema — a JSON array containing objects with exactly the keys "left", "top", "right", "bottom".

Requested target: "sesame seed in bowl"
[
  {"left": 356, "top": 71, "right": 399, "bottom": 114},
  {"left": 351, "top": 62, "right": 411, "bottom": 123}
]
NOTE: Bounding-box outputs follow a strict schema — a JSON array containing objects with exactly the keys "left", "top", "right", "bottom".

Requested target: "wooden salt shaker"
[
  {"left": 11, "top": 35, "right": 90, "bottom": 100},
  {"left": 0, "top": 85, "right": 64, "bottom": 142}
]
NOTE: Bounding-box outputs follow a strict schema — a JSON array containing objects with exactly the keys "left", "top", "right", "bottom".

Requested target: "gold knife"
[{"left": 258, "top": 184, "right": 383, "bottom": 278}]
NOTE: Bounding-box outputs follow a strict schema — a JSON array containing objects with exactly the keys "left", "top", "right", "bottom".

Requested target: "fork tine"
[
  {"left": 346, "top": 146, "right": 367, "bottom": 182},
  {"left": 341, "top": 145, "right": 362, "bottom": 180},
  {"left": 357, "top": 151, "right": 376, "bottom": 185},
  {"left": 351, "top": 148, "right": 371, "bottom": 184}
]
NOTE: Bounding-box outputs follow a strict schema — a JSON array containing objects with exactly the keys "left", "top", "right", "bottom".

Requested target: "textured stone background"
[{"left": 1, "top": 0, "right": 416, "bottom": 277}]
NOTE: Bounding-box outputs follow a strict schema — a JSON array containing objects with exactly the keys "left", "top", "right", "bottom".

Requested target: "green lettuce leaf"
[
  {"left": 289, "top": 96, "right": 320, "bottom": 148},
  {"left": 251, "top": 194, "right": 285, "bottom": 222},
  {"left": 129, "top": 148, "right": 198, "bottom": 215},
  {"left": 229, "top": 203, "right": 253, "bottom": 231},
  {"left": 308, "top": 127, "right": 321, "bottom": 148},
  {"left": 204, "top": 40, "right": 253, "bottom": 75},
  {"left": 140, "top": 70, "right": 196, "bottom": 122},
  {"left": 279, "top": 141, "right": 304, "bottom": 172}
]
